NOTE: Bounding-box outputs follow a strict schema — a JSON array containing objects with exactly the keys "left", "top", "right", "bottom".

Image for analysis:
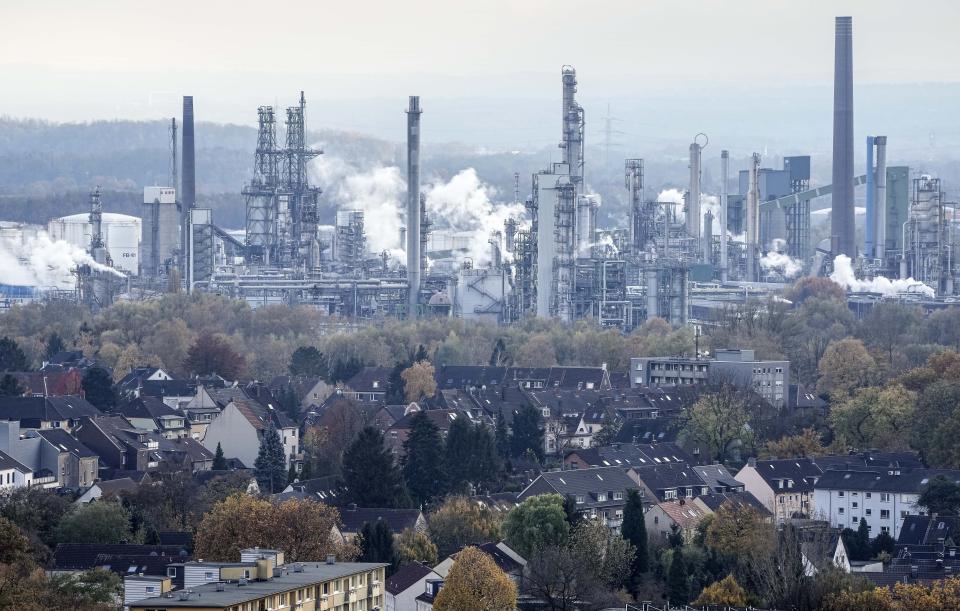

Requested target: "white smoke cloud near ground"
[
  {"left": 424, "top": 169, "right": 525, "bottom": 268},
  {"left": 315, "top": 156, "right": 524, "bottom": 268},
  {"left": 0, "top": 232, "right": 123, "bottom": 289},
  {"left": 656, "top": 189, "right": 734, "bottom": 239},
  {"left": 760, "top": 238, "right": 803, "bottom": 279},
  {"left": 830, "top": 254, "right": 935, "bottom": 298}
]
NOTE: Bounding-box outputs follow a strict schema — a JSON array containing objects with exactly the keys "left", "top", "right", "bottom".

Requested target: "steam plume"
[{"left": 830, "top": 254, "right": 934, "bottom": 298}]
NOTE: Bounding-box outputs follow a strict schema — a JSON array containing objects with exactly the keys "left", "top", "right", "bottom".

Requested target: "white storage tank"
[{"left": 48, "top": 213, "right": 142, "bottom": 275}]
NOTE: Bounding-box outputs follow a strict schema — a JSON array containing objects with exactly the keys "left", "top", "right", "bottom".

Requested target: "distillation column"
[
  {"left": 407, "top": 96, "right": 422, "bottom": 318},
  {"left": 874, "top": 136, "right": 888, "bottom": 260},
  {"left": 720, "top": 150, "right": 729, "bottom": 281}
]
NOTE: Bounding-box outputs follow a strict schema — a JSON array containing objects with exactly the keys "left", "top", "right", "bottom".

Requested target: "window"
[
  {"left": 866, "top": 493, "right": 872, "bottom": 499},
  {"left": 838, "top": 507, "right": 844, "bottom": 515},
  {"left": 881, "top": 526, "right": 890, "bottom": 534},
  {"left": 167, "top": 567, "right": 176, "bottom": 577},
  {"left": 665, "top": 490, "right": 677, "bottom": 500},
  {"left": 852, "top": 502, "right": 858, "bottom": 508},
  {"left": 204, "top": 571, "right": 215, "bottom": 580},
  {"left": 838, "top": 491, "right": 845, "bottom": 498},
  {"left": 575, "top": 495, "right": 585, "bottom": 504},
  {"left": 881, "top": 510, "right": 890, "bottom": 520},
  {"left": 880, "top": 493, "right": 890, "bottom": 502},
  {"left": 866, "top": 509, "right": 872, "bottom": 516},
  {"left": 596, "top": 493, "right": 606, "bottom": 502},
  {"left": 613, "top": 491, "right": 623, "bottom": 500}
]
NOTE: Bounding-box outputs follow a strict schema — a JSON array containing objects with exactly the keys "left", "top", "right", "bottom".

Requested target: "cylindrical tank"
[{"left": 48, "top": 213, "right": 141, "bottom": 275}]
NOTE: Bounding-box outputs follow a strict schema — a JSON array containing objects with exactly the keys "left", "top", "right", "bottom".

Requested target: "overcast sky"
[{"left": 1, "top": 0, "right": 958, "bottom": 151}]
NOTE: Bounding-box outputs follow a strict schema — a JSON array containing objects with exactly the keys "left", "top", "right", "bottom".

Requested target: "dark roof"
[
  {"left": 344, "top": 367, "right": 393, "bottom": 393},
  {"left": 0, "top": 449, "right": 30, "bottom": 473},
  {"left": 339, "top": 507, "right": 423, "bottom": 534},
  {"left": 435, "top": 366, "right": 509, "bottom": 390},
  {"left": 140, "top": 379, "right": 196, "bottom": 399},
  {"left": 93, "top": 553, "right": 186, "bottom": 576},
  {"left": 227, "top": 392, "right": 296, "bottom": 430},
  {"left": 95, "top": 477, "right": 139, "bottom": 497},
  {"left": 519, "top": 466, "right": 638, "bottom": 509},
  {"left": 613, "top": 418, "right": 681, "bottom": 445},
  {"left": 36, "top": 428, "right": 97, "bottom": 458},
  {"left": 158, "top": 437, "right": 215, "bottom": 462},
  {"left": 470, "top": 493, "right": 520, "bottom": 513},
  {"left": 630, "top": 463, "right": 709, "bottom": 494},
  {"left": 747, "top": 458, "right": 823, "bottom": 492},
  {"left": 545, "top": 367, "right": 609, "bottom": 391},
  {"left": 696, "top": 491, "right": 771, "bottom": 516},
  {"left": 0, "top": 395, "right": 100, "bottom": 424},
  {"left": 568, "top": 442, "right": 695, "bottom": 469},
  {"left": 390, "top": 409, "right": 464, "bottom": 432},
  {"left": 864, "top": 551, "right": 960, "bottom": 588},
  {"left": 157, "top": 531, "right": 194, "bottom": 547},
  {"left": 692, "top": 464, "right": 743, "bottom": 492},
  {"left": 608, "top": 371, "right": 630, "bottom": 390},
  {"left": 788, "top": 384, "right": 828, "bottom": 409},
  {"left": 47, "top": 350, "right": 86, "bottom": 365},
  {"left": 53, "top": 543, "right": 189, "bottom": 571},
  {"left": 117, "top": 396, "right": 180, "bottom": 420},
  {"left": 815, "top": 452, "right": 924, "bottom": 471},
  {"left": 472, "top": 542, "right": 522, "bottom": 574},
  {"left": 816, "top": 469, "right": 960, "bottom": 495},
  {"left": 385, "top": 563, "right": 436, "bottom": 595},
  {"left": 276, "top": 475, "right": 345, "bottom": 505}
]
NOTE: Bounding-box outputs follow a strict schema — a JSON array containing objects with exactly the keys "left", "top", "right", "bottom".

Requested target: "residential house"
[
  {"left": 692, "top": 464, "right": 744, "bottom": 494},
  {"left": 75, "top": 477, "right": 140, "bottom": 503},
  {"left": 74, "top": 415, "right": 165, "bottom": 472},
  {"left": 0, "top": 421, "right": 96, "bottom": 489},
  {"left": 117, "top": 367, "right": 175, "bottom": 398},
  {"left": 161, "top": 437, "right": 215, "bottom": 472},
  {"left": 799, "top": 529, "right": 851, "bottom": 576},
  {"left": 736, "top": 457, "right": 822, "bottom": 523},
  {"left": 140, "top": 379, "right": 198, "bottom": 410},
  {"left": 386, "top": 563, "right": 441, "bottom": 611},
  {"left": 52, "top": 543, "right": 190, "bottom": 575},
  {"left": 646, "top": 499, "right": 710, "bottom": 543},
  {"left": 117, "top": 397, "right": 190, "bottom": 439},
  {"left": 36, "top": 428, "right": 99, "bottom": 488},
  {"left": 269, "top": 375, "right": 331, "bottom": 411},
  {"left": 897, "top": 515, "right": 960, "bottom": 548},
  {"left": 41, "top": 350, "right": 102, "bottom": 373},
  {"left": 128, "top": 551, "right": 387, "bottom": 611},
  {"left": 0, "top": 395, "right": 100, "bottom": 432},
  {"left": 275, "top": 476, "right": 345, "bottom": 505},
  {"left": 201, "top": 392, "right": 299, "bottom": 470},
  {"left": 692, "top": 490, "right": 772, "bottom": 518},
  {"left": 813, "top": 468, "right": 960, "bottom": 539},
  {"left": 415, "top": 579, "right": 444, "bottom": 611},
  {"left": 0, "top": 449, "right": 32, "bottom": 489},
  {"left": 629, "top": 462, "right": 710, "bottom": 504},
  {"left": 518, "top": 466, "right": 639, "bottom": 529},
  {"left": 343, "top": 367, "right": 393, "bottom": 402},
  {"left": 8, "top": 369, "right": 84, "bottom": 397},
  {"left": 338, "top": 505, "right": 427, "bottom": 539},
  {"left": 434, "top": 365, "right": 611, "bottom": 392}
]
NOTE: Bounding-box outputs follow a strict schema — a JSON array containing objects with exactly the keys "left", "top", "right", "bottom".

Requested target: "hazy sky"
[{"left": 1, "top": 0, "right": 958, "bottom": 151}]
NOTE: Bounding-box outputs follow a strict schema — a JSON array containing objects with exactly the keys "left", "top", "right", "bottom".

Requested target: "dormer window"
[{"left": 575, "top": 495, "right": 585, "bottom": 504}]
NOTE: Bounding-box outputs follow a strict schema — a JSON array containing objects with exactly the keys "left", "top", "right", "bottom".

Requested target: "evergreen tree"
[
  {"left": 0, "top": 374, "right": 23, "bottom": 397},
  {"left": 0, "top": 336, "right": 29, "bottom": 371},
  {"left": 470, "top": 423, "right": 502, "bottom": 492},
  {"left": 299, "top": 459, "right": 313, "bottom": 480},
  {"left": 280, "top": 385, "right": 300, "bottom": 421},
  {"left": 667, "top": 548, "right": 688, "bottom": 604},
  {"left": 445, "top": 416, "right": 474, "bottom": 493},
  {"left": 386, "top": 363, "right": 406, "bottom": 404},
  {"left": 288, "top": 346, "right": 327, "bottom": 378},
  {"left": 562, "top": 495, "right": 582, "bottom": 528},
  {"left": 212, "top": 442, "right": 228, "bottom": 470},
  {"left": 856, "top": 517, "right": 871, "bottom": 560},
  {"left": 287, "top": 463, "right": 298, "bottom": 485},
  {"left": 342, "top": 427, "right": 405, "bottom": 507},
  {"left": 254, "top": 422, "right": 287, "bottom": 494},
  {"left": 403, "top": 412, "right": 447, "bottom": 505},
  {"left": 413, "top": 344, "right": 430, "bottom": 363},
  {"left": 359, "top": 519, "right": 396, "bottom": 566},
  {"left": 82, "top": 367, "right": 116, "bottom": 412},
  {"left": 330, "top": 357, "right": 364, "bottom": 384},
  {"left": 45, "top": 333, "right": 66, "bottom": 360},
  {"left": 621, "top": 489, "right": 649, "bottom": 581},
  {"left": 509, "top": 404, "right": 544, "bottom": 461}
]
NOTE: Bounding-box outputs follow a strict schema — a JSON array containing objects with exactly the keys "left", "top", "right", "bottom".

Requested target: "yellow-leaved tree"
[
  {"left": 433, "top": 546, "right": 517, "bottom": 611},
  {"left": 402, "top": 361, "right": 437, "bottom": 403},
  {"left": 692, "top": 574, "right": 748, "bottom": 607}
]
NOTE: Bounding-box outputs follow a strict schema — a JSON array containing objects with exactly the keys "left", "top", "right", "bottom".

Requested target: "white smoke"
[
  {"left": 0, "top": 232, "right": 123, "bottom": 289},
  {"left": 759, "top": 238, "right": 803, "bottom": 279},
  {"left": 313, "top": 156, "right": 406, "bottom": 259},
  {"left": 657, "top": 189, "right": 735, "bottom": 239},
  {"left": 830, "top": 254, "right": 935, "bottom": 298},
  {"left": 424, "top": 169, "right": 525, "bottom": 268}
]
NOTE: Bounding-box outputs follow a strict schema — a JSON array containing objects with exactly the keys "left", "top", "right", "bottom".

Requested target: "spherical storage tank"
[{"left": 47, "top": 213, "right": 142, "bottom": 275}]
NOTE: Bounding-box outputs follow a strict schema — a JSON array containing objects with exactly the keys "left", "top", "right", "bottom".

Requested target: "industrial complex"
[{"left": 1, "top": 16, "right": 958, "bottom": 323}]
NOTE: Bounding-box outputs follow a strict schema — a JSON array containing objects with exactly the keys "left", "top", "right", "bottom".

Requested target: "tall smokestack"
[
  {"left": 831, "top": 16, "right": 855, "bottom": 258},
  {"left": 406, "top": 96, "right": 422, "bottom": 318},
  {"left": 687, "top": 141, "right": 702, "bottom": 256},
  {"left": 181, "top": 96, "right": 195, "bottom": 277},
  {"left": 720, "top": 150, "right": 729, "bottom": 281}
]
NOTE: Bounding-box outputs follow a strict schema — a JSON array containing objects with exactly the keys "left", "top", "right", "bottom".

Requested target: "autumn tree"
[
  {"left": 401, "top": 361, "right": 437, "bottom": 403},
  {"left": 429, "top": 496, "right": 502, "bottom": 558},
  {"left": 760, "top": 428, "right": 827, "bottom": 459},
  {"left": 568, "top": 518, "right": 635, "bottom": 589},
  {"left": 860, "top": 302, "right": 922, "bottom": 365},
  {"left": 830, "top": 384, "right": 916, "bottom": 451},
  {"left": 911, "top": 380, "right": 960, "bottom": 469},
  {"left": 503, "top": 494, "right": 569, "bottom": 558},
  {"left": 183, "top": 332, "right": 247, "bottom": 380},
  {"left": 785, "top": 277, "right": 846, "bottom": 304},
  {"left": 512, "top": 333, "right": 557, "bottom": 367},
  {"left": 342, "top": 427, "right": 406, "bottom": 507},
  {"left": 705, "top": 503, "right": 773, "bottom": 559},
  {"left": 194, "top": 495, "right": 357, "bottom": 562},
  {"left": 433, "top": 546, "right": 517, "bottom": 611},
  {"left": 693, "top": 574, "right": 748, "bottom": 607},
  {"left": 682, "top": 384, "right": 754, "bottom": 463},
  {"left": 817, "top": 338, "right": 878, "bottom": 398},
  {"left": 394, "top": 527, "right": 438, "bottom": 566}
]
